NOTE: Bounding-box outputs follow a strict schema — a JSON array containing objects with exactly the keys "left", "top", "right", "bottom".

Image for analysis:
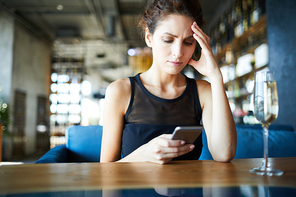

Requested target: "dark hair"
[{"left": 139, "top": 0, "right": 204, "bottom": 35}]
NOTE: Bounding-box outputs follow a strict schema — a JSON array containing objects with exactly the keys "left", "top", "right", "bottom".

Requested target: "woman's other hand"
[{"left": 188, "top": 22, "right": 221, "bottom": 80}]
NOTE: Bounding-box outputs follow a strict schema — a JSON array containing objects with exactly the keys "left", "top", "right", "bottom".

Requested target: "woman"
[{"left": 100, "top": 0, "right": 237, "bottom": 164}]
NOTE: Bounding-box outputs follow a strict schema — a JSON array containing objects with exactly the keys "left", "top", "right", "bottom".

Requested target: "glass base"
[{"left": 250, "top": 167, "right": 283, "bottom": 176}]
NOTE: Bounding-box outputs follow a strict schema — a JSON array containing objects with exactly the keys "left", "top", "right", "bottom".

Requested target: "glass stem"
[{"left": 262, "top": 125, "right": 269, "bottom": 170}]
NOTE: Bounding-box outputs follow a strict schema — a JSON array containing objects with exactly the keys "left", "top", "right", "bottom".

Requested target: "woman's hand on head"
[
  {"left": 188, "top": 22, "right": 221, "bottom": 81},
  {"left": 133, "top": 134, "right": 195, "bottom": 165}
]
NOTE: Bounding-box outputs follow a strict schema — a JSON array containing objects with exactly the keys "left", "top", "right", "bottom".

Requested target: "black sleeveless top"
[{"left": 122, "top": 74, "right": 203, "bottom": 160}]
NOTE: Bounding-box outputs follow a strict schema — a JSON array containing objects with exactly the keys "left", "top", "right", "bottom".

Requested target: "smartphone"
[{"left": 171, "top": 126, "right": 203, "bottom": 144}]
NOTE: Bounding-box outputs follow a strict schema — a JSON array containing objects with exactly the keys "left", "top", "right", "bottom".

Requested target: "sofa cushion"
[
  {"left": 235, "top": 128, "right": 296, "bottom": 159},
  {"left": 66, "top": 125, "right": 102, "bottom": 162},
  {"left": 236, "top": 124, "right": 294, "bottom": 132},
  {"left": 35, "top": 144, "right": 68, "bottom": 163},
  {"left": 199, "top": 126, "right": 296, "bottom": 160}
]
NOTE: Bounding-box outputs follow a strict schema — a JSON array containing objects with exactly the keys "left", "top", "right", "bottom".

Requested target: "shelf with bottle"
[
  {"left": 224, "top": 63, "right": 267, "bottom": 86},
  {"left": 233, "top": 14, "right": 267, "bottom": 57},
  {"left": 225, "top": 64, "right": 267, "bottom": 99},
  {"left": 208, "top": 0, "right": 267, "bottom": 125},
  {"left": 211, "top": 0, "right": 266, "bottom": 60},
  {"left": 213, "top": 14, "right": 267, "bottom": 66},
  {"left": 213, "top": 14, "right": 268, "bottom": 99}
]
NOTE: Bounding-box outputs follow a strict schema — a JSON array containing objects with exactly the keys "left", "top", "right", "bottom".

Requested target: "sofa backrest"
[
  {"left": 65, "top": 124, "right": 296, "bottom": 162},
  {"left": 66, "top": 125, "right": 103, "bottom": 162}
]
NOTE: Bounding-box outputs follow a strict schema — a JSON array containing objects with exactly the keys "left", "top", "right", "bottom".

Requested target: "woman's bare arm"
[
  {"left": 198, "top": 79, "right": 237, "bottom": 162},
  {"left": 189, "top": 21, "right": 237, "bottom": 162},
  {"left": 100, "top": 78, "right": 131, "bottom": 162}
]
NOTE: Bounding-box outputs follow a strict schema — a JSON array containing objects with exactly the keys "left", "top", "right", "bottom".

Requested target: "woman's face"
[{"left": 147, "top": 14, "right": 196, "bottom": 75}]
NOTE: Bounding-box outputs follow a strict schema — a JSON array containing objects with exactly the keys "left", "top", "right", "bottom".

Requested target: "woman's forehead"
[{"left": 155, "top": 14, "right": 194, "bottom": 36}]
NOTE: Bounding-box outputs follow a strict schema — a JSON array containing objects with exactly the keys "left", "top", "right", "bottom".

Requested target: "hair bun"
[{"left": 139, "top": 0, "right": 204, "bottom": 35}]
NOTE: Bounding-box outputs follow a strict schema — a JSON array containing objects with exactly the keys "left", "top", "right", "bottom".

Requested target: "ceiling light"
[
  {"left": 127, "top": 48, "right": 136, "bottom": 56},
  {"left": 57, "top": 5, "right": 64, "bottom": 11}
]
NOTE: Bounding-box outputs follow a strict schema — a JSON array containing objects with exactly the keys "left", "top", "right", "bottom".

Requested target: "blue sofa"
[{"left": 35, "top": 124, "right": 296, "bottom": 163}]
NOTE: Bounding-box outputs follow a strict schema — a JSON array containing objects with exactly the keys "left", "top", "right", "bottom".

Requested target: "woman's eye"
[
  {"left": 163, "top": 40, "right": 173, "bottom": 43},
  {"left": 184, "top": 41, "right": 194, "bottom": 46}
]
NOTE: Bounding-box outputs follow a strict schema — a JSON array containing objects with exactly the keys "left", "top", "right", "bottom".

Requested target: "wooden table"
[{"left": 1, "top": 158, "right": 296, "bottom": 196}]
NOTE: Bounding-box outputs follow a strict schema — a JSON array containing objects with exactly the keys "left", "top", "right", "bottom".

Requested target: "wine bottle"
[
  {"left": 210, "top": 30, "right": 217, "bottom": 55},
  {"left": 214, "top": 22, "right": 220, "bottom": 41},
  {"left": 215, "top": 22, "right": 221, "bottom": 53},
  {"left": 249, "top": 0, "right": 255, "bottom": 26},
  {"left": 247, "top": 0, "right": 252, "bottom": 27},
  {"left": 235, "top": 0, "right": 243, "bottom": 37},
  {"left": 242, "top": 0, "right": 249, "bottom": 32},
  {"left": 227, "top": 10, "right": 234, "bottom": 41},
  {"left": 230, "top": 2, "right": 237, "bottom": 40},
  {"left": 253, "top": 0, "right": 260, "bottom": 24},
  {"left": 219, "top": 17, "right": 225, "bottom": 36},
  {"left": 232, "top": 1, "right": 237, "bottom": 25},
  {"left": 220, "top": 14, "right": 228, "bottom": 47},
  {"left": 259, "top": 0, "right": 266, "bottom": 16}
]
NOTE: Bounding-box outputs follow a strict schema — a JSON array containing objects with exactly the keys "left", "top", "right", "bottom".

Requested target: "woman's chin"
[{"left": 164, "top": 66, "right": 186, "bottom": 75}]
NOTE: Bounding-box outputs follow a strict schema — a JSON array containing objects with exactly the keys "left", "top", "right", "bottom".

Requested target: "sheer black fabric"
[
  {"left": 125, "top": 74, "right": 202, "bottom": 125},
  {"left": 122, "top": 74, "right": 203, "bottom": 160}
]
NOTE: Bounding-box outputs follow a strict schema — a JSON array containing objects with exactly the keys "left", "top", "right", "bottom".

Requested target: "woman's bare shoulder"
[
  {"left": 194, "top": 79, "right": 212, "bottom": 108},
  {"left": 195, "top": 79, "right": 211, "bottom": 91},
  {"left": 106, "top": 78, "right": 131, "bottom": 95},
  {"left": 105, "top": 78, "right": 131, "bottom": 112}
]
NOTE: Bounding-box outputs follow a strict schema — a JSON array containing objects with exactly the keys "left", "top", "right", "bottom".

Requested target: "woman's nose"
[{"left": 172, "top": 43, "right": 183, "bottom": 58}]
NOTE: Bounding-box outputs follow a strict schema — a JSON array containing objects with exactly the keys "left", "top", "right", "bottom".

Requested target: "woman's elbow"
[
  {"left": 212, "top": 147, "right": 236, "bottom": 162},
  {"left": 213, "top": 154, "right": 235, "bottom": 163},
  {"left": 100, "top": 153, "right": 120, "bottom": 163}
]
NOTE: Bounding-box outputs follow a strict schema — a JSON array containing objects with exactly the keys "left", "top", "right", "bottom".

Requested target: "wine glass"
[{"left": 249, "top": 71, "right": 283, "bottom": 176}]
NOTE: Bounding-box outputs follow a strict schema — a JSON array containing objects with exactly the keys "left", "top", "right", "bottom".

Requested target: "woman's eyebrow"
[{"left": 163, "top": 32, "right": 194, "bottom": 39}]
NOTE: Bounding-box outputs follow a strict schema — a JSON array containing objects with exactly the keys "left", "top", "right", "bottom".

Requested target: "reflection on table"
[
  {"left": 1, "top": 186, "right": 296, "bottom": 197},
  {"left": 1, "top": 158, "right": 296, "bottom": 196}
]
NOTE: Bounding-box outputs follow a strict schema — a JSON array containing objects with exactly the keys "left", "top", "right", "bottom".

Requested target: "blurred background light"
[
  {"left": 57, "top": 83, "right": 69, "bottom": 94},
  {"left": 50, "top": 104, "right": 57, "bottom": 113},
  {"left": 57, "top": 104, "right": 68, "bottom": 114},
  {"left": 57, "top": 94, "right": 70, "bottom": 103},
  {"left": 69, "top": 104, "right": 81, "bottom": 114},
  {"left": 51, "top": 73, "right": 58, "bottom": 82},
  {"left": 70, "top": 83, "right": 80, "bottom": 95},
  {"left": 81, "top": 80, "right": 91, "bottom": 96},
  {"left": 70, "top": 94, "right": 80, "bottom": 104},
  {"left": 49, "top": 94, "right": 58, "bottom": 104},
  {"left": 57, "top": 75, "right": 70, "bottom": 83},
  {"left": 50, "top": 83, "right": 57, "bottom": 92},
  {"left": 127, "top": 48, "right": 136, "bottom": 56},
  {"left": 68, "top": 115, "right": 81, "bottom": 124}
]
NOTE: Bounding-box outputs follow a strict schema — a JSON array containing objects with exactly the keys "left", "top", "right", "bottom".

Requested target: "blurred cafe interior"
[{"left": 0, "top": 0, "right": 296, "bottom": 162}]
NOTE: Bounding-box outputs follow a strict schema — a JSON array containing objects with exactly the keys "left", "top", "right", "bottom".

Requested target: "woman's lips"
[{"left": 168, "top": 61, "right": 183, "bottom": 66}]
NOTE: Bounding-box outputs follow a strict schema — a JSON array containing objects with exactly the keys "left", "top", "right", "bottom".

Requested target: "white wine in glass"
[{"left": 249, "top": 71, "right": 283, "bottom": 176}]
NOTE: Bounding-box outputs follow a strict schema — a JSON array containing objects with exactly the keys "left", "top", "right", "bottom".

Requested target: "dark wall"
[{"left": 266, "top": 0, "right": 296, "bottom": 129}]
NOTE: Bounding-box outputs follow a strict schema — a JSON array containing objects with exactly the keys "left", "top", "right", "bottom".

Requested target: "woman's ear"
[{"left": 145, "top": 28, "right": 152, "bottom": 48}]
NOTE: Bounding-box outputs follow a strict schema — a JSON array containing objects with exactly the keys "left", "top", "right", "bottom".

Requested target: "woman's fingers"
[
  {"left": 191, "top": 23, "right": 207, "bottom": 44},
  {"left": 192, "top": 22, "right": 210, "bottom": 44},
  {"left": 156, "top": 144, "right": 195, "bottom": 154},
  {"left": 191, "top": 22, "right": 212, "bottom": 55},
  {"left": 193, "top": 34, "right": 211, "bottom": 55},
  {"left": 155, "top": 134, "right": 185, "bottom": 147},
  {"left": 147, "top": 135, "right": 195, "bottom": 164},
  {"left": 153, "top": 143, "right": 195, "bottom": 157},
  {"left": 154, "top": 144, "right": 195, "bottom": 161}
]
